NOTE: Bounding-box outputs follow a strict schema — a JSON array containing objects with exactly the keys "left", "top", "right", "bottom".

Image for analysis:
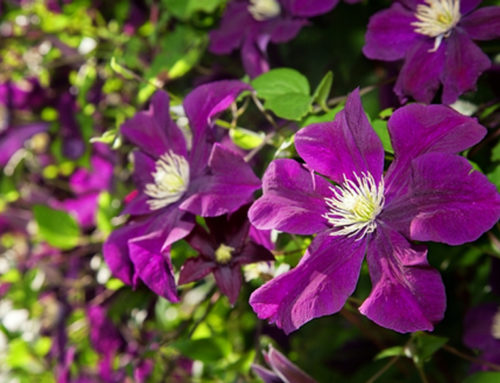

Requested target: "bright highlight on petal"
[
  {"left": 323, "top": 172, "right": 385, "bottom": 240},
  {"left": 248, "top": 0, "right": 281, "bottom": 21},
  {"left": 144, "top": 151, "right": 189, "bottom": 210},
  {"left": 215, "top": 243, "right": 235, "bottom": 264},
  {"left": 412, "top": 0, "right": 461, "bottom": 51},
  {"left": 492, "top": 307, "right": 500, "bottom": 340}
]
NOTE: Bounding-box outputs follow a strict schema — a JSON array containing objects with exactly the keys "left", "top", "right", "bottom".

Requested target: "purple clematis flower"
[
  {"left": 103, "top": 80, "right": 260, "bottom": 302},
  {"left": 252, "top": 345, "right": 317, "bottom": 383},
  {"left": 179, "top": 205, "right": 274, "bottom": 304},
  {"left": 363, "top": 0, "right": 500, "bottom": 104},
  {"left": 248, "top": 89, "right": 500, "bottom": 333},
  {"left": 209, "top": 0, "right": 338, "bottom": 78}
]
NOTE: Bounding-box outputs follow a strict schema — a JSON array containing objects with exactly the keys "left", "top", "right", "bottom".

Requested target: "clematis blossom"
[
  {"left": 248, "top": 89, "right": 500, "bottom": 333},
  {"left": 179, "top": 205, "right": 274, "bottom": 304},
  {"left": 103, "top": 81, "right": 260, "bottom": 302},
  {"left": 363, "top": 0, "right": 500, "bottom": 104},
  {"left": 209, "top": 0, "right": 339, "bottom": 78}
]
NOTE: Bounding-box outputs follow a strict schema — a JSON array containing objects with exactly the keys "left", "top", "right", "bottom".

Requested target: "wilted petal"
[
  {"left": 461, "top": 7, "right": 500, "bottom": 40},
  {"left": 394, "top": 38, "right": 445, "bottom": 103},
  {"left": 295, "top": 89, "right": 384, "bottom": 183},
  {"left": 360, "top": 228, "right": 445, "bottom": 332},
  {"left": 180, "top": 144, "right": 260, "bottom": 217},
  {"left": 128, "top": 232, "right": 179, "bottom": 302},
  {"left": 363, "top": 3, "right": 420, "bottom": 61},
  {"left": 250, "top": 233, "right": 366, "bottom": 333},
  {"left": 441, "top": 31, "right": 491, "bottom": 105},
  {"left": 383, "top": 153, "right": 500, "bottom": 245},
  {"left": 121, "top": 91, "right": 187, "bottom": 158},
  {"left": 384, "top": 103, "right": 485, "bottom": 200},
  {"left": 248, "top": 159, "right": 331, "bottom": 235}
]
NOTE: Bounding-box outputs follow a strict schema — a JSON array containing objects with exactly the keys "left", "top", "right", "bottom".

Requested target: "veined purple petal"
[
  {"left": 180, "top": 144, "right": 260, "bottom": 217},
  {"left": 131, "top": 150, "right": 155, "bottom": 190},
  {"left": 441, "top": 31, "right": 491, "bottom": 105},
  {"left": 384, "top": 103, "right": 486, "bottom": 200},
  {"left": 248, "top": 159, "right": 331, "bottom": 235},
  {"left": 252, "top": 364, "right": 281, "bottom": 383},
  {"left": 128, "top": 232, "right": 179, "bottom": 302},
  {"left": 363, "top": 3, "right": 420, "bottom": 61},
  {"left": 265, "top": 345, "right": 317, "bottom": 383},
  {"left": 461, "top": 7, "right": 500, "bottom": 40},
  {"left": 295, "top": 89, "right": 384, "bottom": 183},
  {"left": 281, "top": 0, "right": 339, "bottom": 17},
  {"left": 383, "top": 153, "right": 500, "bottom": 245},
  {"left": 178, "top": 256, "right": 215, "bottom": 285},
  {"left": 214, "top": 266, "right": 242, "bottom": 304},
  {"left": 250, "top": 233, "right": 366, "bottom": 334},
  {"left": 394, "top": 38, "right": 446, "bottom": 103},
  {"left": 360, "top": 227, "right": 445, "bottom": 333},
  {"left": 121, "top": 91, "right": 187, "bottom": 158}
]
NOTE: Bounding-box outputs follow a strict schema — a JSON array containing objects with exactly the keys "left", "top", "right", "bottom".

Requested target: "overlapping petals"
[{"left": 249, "top": 89, "right": 500, "bottom": 333}]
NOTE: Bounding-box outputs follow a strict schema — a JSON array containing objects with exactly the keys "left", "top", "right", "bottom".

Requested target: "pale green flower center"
[
  {"left": 324, "top": 172, "right": 385, "bottom": 240},
  {"left": 412, "top": 0, "right": 461, "bottom": 52},
  {"left": 492, "top": 308, "right": 500, "bottom": 340},
  {"left": 145, "top": 150, "right": 189, "bottom": 210},
  {"left": 248, "top": 0, "right": 281, "bottom": 21},
  {"left": 215, "top": 244, "right": 235, "bottom": 264}
]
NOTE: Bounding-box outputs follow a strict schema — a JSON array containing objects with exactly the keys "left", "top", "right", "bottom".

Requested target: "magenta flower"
[
  {"left": 209, "top": 0, "right": 338, "bottom": 78},
  {"left": 179, "top": 205, "right": 274, "bottom": 304},
  {"left": 363, "top": 0, "right": 500, "bottom": 104},
  {"left": 103, "top": 81, "right": 260, "bottom": 302},
  {"left": 248, "top": 89, "right": 500, "bottom": 333}
]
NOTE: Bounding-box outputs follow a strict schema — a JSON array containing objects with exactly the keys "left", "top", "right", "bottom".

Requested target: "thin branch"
[
  {"left": 415, "top": 364, "right": 429, "bottom": 383},
  {"left": 442, "top": 344, "right": 500, "bottom": 372},
  {"left": 366, "top": 356, "right": 400, "bottom": 383}
]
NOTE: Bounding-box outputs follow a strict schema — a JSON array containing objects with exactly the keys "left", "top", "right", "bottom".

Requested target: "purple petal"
[
  {"left": 213, "top": 266, "right": 242, "bottom": 305},
  {"left": 441, "top": 31, "right": 491, "bottom": 104},
  {"left": 160, "top": 206, "right": 196, "bottom": 248},
  {"left": 241, "top": 37, "right": 270, "bottom": 79},
  {"left": 121, "top": 91, "right": 187, "bottom": 158},
  {"left": 128, "top": 232, "right": 179, "bottom": 302},
  {"left": 249, "top": 233, "right": 366, "bottom": 334},
  {"left": 103, "top": 221, "right": 148, "bottom": 286},
  {"left": 461, "top": 7, "right": 500, "bottom": 40},
  {"left": 180, "top": 144, "right": 260, "bottom": 217},
  {"left": 55, "top": 192, "right": 99, "bottom": 228},
  {"left": 248, "top": 159, "right": 331, "bottom": 235},
  {"left": 359, "top": 227, "right": 446, "bottom": 333},
  {"left": 463, "top": 303, "right": 499, "bottom": 350},
  {"left": 394, "top": 38, "right": 446, "bottom": 103},
  {"left": 121, "top": 192, "right": 152, "bottom": 216},
  {"left": 0, "top": 123, "right": 48, "bottom": 166},
  {"left": 208, "top": 2, "right": 255, "bottom": 54},
  {"left": 266, "top": 345, "right": 317, "bottom": 383},
  {"left": 131, "top": 150, "right": 155, "bottom": 189},
  {"left": 69, "top": 151, "right": 113, "bottom": 194},
  {"left": 460, "top": 0, "right": 482, "bottom": 15},
  {"left": 252, "top": 365, "right": 281, "bottom": 383},
  {"left": 384, "top": 103, "right": 486, "bottom": 200},
  {"left": 363, "top": 3, "right": 420, "bottom": 61},
  {"left": 267, "top": 18, "right": 308, "bottom": 44},
  {"left": 281, "top": 0, "right": 338, "bottom": 17},
  {"left": 383, "top": 153, "right": 500, "bottom": 245},
  {"left": 237, "top": 242, "right": 275, "bottom": 265},
  {"left": 295, "top": 89, "right": 384, "bottom": 183},
  {"left": 178, "top": 256, "right": 215, "bottom": 285}
]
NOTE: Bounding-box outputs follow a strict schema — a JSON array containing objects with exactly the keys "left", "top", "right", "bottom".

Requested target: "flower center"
[
  {"left": 412, "top": 0, "right": 461, "bottom": 52},
  {"left": 323, "top": 172, "right": 385, "bottom": 240},
  {"left": 144, "top": 150, "right": 189, "bottom": 210},
  {"left": 492, "top": 307, "right": 500, "bottom": 340},
  {"left": 215, "top": 244, "right": 235, "bottom": 264},
  {"left": 248, "top": 0, "right": 281, "bottom": 21}
]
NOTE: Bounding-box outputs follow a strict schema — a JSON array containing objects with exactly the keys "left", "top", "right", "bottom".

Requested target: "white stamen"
[
  {"left": 412, "top": 0, "right": 461, "bottom": 52},
  {"left": 144, "top": 150, "right": 189, "bottom": 210},
  {"left": 323, "top": 172, "right": 385, "bottom": 240},
  {"left": 248, "top": 0, "right": 281, "bottom": 21},
  {"left": 492, "top": 307, "right": 500, "bottom": 340}
]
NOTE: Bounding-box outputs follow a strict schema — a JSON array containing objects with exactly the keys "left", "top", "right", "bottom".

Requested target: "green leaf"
[
  {"left": 266, "top": 93, "right": 311, "bottom": 121},
  {"left": 463, "top": 372, "right": 500, "bottom": 383},
  {"left": 487, "top": 164, "right": 500, "bottom": 189},
  {"left": 492, "top": 140, "right": 500, "bottom": 162},
  {"left": 372, "top": 119, "right": 394, "bottom": 154},
  {"left": 172, "top": 337, "right": 231, "bottom": 363},
  {"left": 229, "top": 127, "right": 265, "bottom": 150},
  {"left": 251, "top": 68, "right": 310, "bottom": 100},
  {"left": 110, "top": 57, "right": 135, "bottom": 80},
  {"left": 311, "top": 71, "right": 333, "bottom": 111},
  {"left": 33, "top": 205, "right": 80, "bottom": 250},
  {"left": 412, "top": 332, "right": 448, "bottom": 365},
  {"left": 301, "top": 104, "right": 344, "bottom": 127},
  {"left": 162, "top": 0, "right": 223, "bottom": 19},
  {"left": 375, "top": 346, "right": 405, "bottom": 360}
]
